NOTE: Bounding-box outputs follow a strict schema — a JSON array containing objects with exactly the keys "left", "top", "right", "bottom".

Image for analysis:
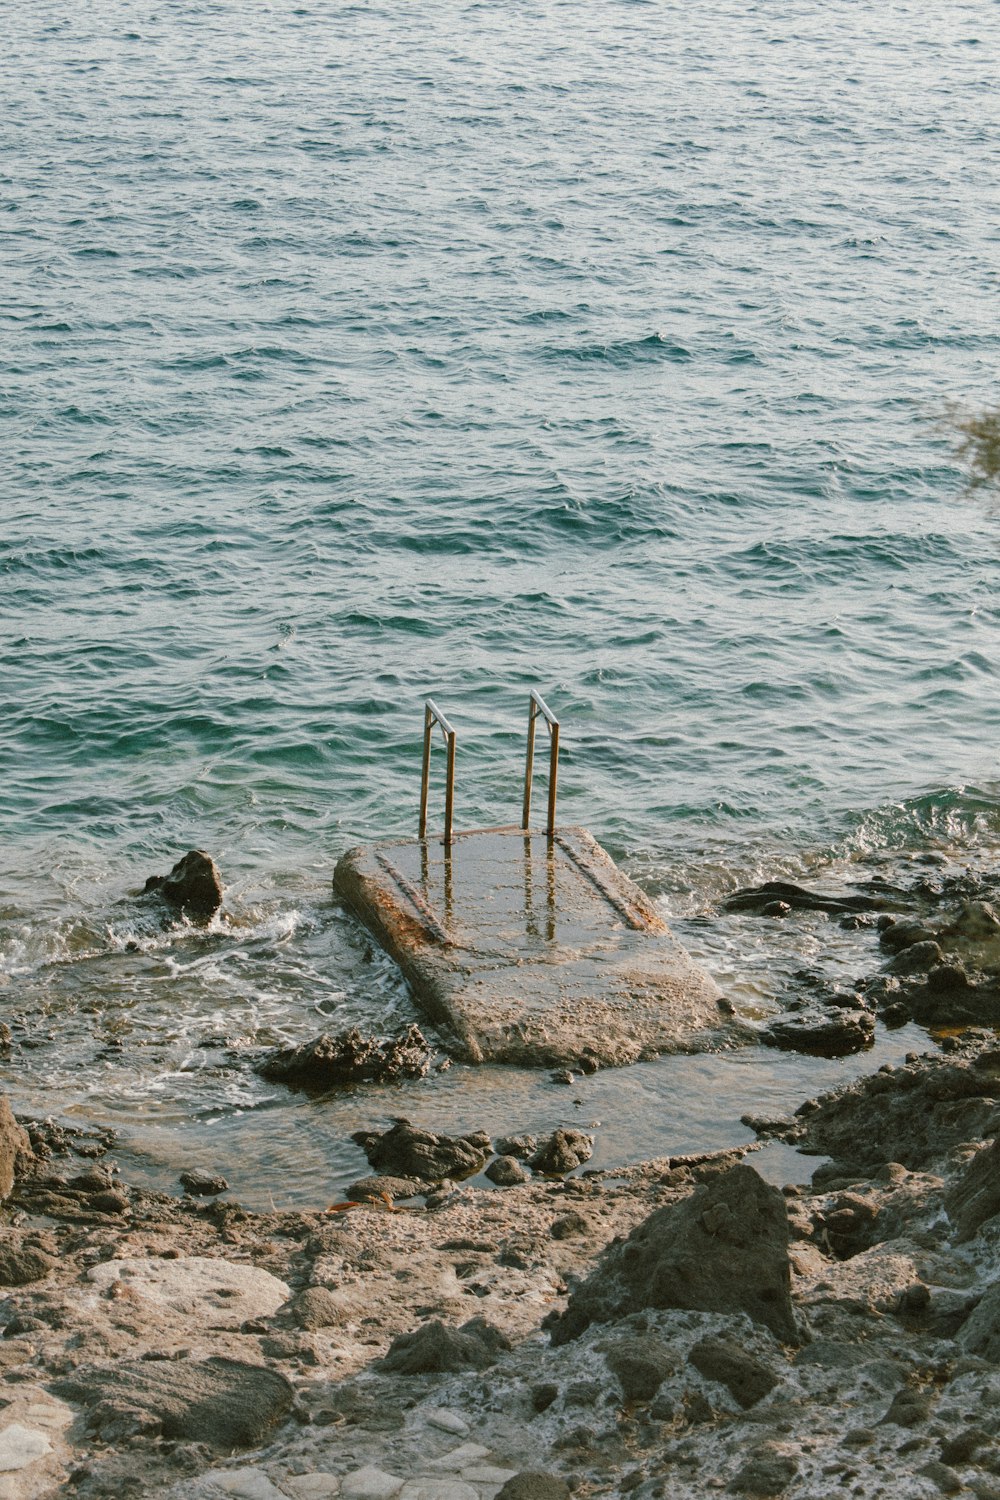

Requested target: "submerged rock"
[
  {"left": 139, "top": 850, "right": 224, "bottom": 922},
  {"left": 547, "top": 1164, "right": 800, "bottom": 1346},
  {"left": 724, "top": 880, "right": 895, "bottom": 916},
  {"left": 257, "top": 1026, "right": 431, "bottom": 1089},
  {"left": 351, "top": 1120, "right": 489, "bottom": 1182},
  {"left": 763, "top": 1010, "right": 874, "bottom": 1058}
]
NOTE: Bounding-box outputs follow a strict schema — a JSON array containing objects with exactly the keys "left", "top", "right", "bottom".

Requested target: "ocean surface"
[{"left": 4, "top": 0, "right": 1000, "bottom": 1206}]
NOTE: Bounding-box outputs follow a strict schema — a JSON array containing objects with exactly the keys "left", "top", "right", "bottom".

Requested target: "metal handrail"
[
  {"left": 419, "top": 698, "right": 457, "bottom": 846},
  {"left": 522, "top": 689, "right": 560, "bottom": 837}
]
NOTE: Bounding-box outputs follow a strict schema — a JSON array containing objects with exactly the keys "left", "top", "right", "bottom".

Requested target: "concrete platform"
[{"left": 333, "top": 826, "right": 738, "bottom": 1068}]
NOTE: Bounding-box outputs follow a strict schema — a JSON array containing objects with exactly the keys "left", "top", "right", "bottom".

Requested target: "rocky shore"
[{"left": 4, "top": 1031, "right": 1000, "bottom": 1500}]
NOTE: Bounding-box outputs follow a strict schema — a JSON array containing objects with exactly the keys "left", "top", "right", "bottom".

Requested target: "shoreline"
[{"left": 4, "top": 1031, "right": 1000, "bottom": 1500}]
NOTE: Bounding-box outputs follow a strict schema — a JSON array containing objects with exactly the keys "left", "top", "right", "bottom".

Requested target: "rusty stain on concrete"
[{"left": 334, "top": 826, "right": 741, "bottom": 1068}]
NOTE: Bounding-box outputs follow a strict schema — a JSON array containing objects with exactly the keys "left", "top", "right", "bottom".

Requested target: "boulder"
[
  {"left": 0, "top": 1097, "right": 32, "bottom": 1200},
  {"left": 179, "top": 1169, "right": 229, "bottom": 1197},
  {"left": 380, "top": 1316, "right": 511, "bottom": 1374},
  {"left": 351, "top": 1121, "right": 488, "bottom": 1182},
  {"left": 529, "top": 1130, "right": 593, "bottom": 1175},
  {"left": 547, "top": 1165, "right": 800, "bottom": 1346},
  {"left": 139, "top": 850, "right": 223, "bottom": 921},
  {"left": 946, "top": 1138, "right": 1000, "bottom": 1242},
  {"left": 957, "top": 1281, "right": 1000, "bottom": 1361},
  {"left": 486, "top": 1155, "right": 529, "bottom": 1187},
  {"left": 52, "top": 1357, "right": 294, "bottom": 1448},
  {"left": 257, "top": 1026, "right": 431, "bottom": 1089},
  {"left": 763, "top": 1011, "right": 874, "bottom": 1058},
  {"left": 0, "top": 1233, "right": 55, "bottom": 1286}
]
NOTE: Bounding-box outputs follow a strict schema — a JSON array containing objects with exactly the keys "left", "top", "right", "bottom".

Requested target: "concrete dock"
[{"left": 333, "top": 824, "right": 735, "bottom": 1068}]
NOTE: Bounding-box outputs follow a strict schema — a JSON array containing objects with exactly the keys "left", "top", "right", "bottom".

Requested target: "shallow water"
[{"left": 4, "top": 0, "right": 1000, "bottom": 1205}]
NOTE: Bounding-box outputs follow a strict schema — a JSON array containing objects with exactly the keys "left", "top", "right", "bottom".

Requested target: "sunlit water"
[{"left": 4, "top": 0, "right": 1000, "bottom": 1206}]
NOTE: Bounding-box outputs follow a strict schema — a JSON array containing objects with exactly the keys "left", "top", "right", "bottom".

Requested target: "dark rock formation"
[
  {"left": 139, "top": 850, "right": 224, "bottom": 921},
  {"left": 547, "top": 1165, "right": 800, "bottom": 1346},
  {"left": 529, "top": 1130, "right": 593, "bottom": 1175},
  {"left": 0, "top": 1232, "right": 55, "bottom": 1286},
  {"left": 257, "top": 1025, "right": 431, "bottom": 1089},
  {"left": 730, "top": 1446, "right": 798, "bottom": 1495},
  {"left": 796, "top": 1047, "right": 1000, "bottom": 1172},
  {"left": 763, "top": 1010, "right": 874, "bottom": 1058},
  {"left": 380, "top": 1316, "right": 511, "bottom": 1374},
  {"left": 602, "top": 1334, "right": 675, "bottom": 1400},
  {"left": 496, "top": 1477, "right": 571, "bottom": 1500},
  {"left": 53, "top": 1357, "right": 294, "bottom": 1449},
  {"left": 724, "top": 880, "right": 896, "bottom": 916},
  {"left": 687, "top": 1337, "right": 779, "bottom": 1408},
  {"left": 946, "top": 1138, "right": 1000, "bottom": 1242},
  {"left": 0, "top": 1097, "right": 32, "bottom": 1200},
  {"left": 179, "top": 1169, "right": 228, "bottom": 1197},
  {"left": 486, "top": 1155, "right": 529, "bottom": 1187},
  {"left": 957, "top": 1281, "right": 1000, "bottom": 1361},
  {"left": 351, "top": 1120, "right": 489, "bottom": 1182}
]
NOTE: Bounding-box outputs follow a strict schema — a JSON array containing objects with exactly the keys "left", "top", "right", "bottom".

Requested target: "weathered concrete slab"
[{"left": 333, "top": 826, "right": 737, "bottom": 1068}]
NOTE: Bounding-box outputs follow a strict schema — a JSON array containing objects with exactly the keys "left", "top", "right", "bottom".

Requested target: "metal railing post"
[
  {"left": 522, "top": 690, "right": 560, "bottom": 838},
  {"left": 419, "top": 699, "right": 457, "bottom": 846}
]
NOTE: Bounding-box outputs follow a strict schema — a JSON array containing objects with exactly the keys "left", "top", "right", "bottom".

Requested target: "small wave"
[{"left": 537, "top": 332, "right": 692, "bottom": 366}]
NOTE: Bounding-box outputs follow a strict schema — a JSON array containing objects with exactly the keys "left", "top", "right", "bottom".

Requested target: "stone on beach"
[
  {"left": 547, "top": 1164, "right": 800, "bottom": 1345},
  {"left": 380, "top": 1317, "right": 511, "bottom": 1374},
  {"left": 763, "top": 1010, "right": 874, "bottom": 1058},
  {"left": 352, "top": 1121, "right": 490, "bottom": 1183},
  {"left": 52, "top": 1357, "right": 294, "bottom": 1449},
  {"left": 86, "top": 1255, "right": 290, "bottom": 1328}
]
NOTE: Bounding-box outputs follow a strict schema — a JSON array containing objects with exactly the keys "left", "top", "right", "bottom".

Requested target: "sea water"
[{"left": 3, "top": 0, "right": 1000, "bottom": 1205}]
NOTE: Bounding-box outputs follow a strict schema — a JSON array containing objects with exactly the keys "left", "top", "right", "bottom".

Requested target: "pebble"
[
  {"left": 340, "top": 1467, "right": 405, "bottom": 1500},
  {"left": 426, "top": 1410, "right": 471, "bottom": 1437},
  {"left": 429, "top": 1445, "right": 491, "bottom": 1473},
  {"left": 208, "top": 1470, "right": 287, "bottom": 1500}
]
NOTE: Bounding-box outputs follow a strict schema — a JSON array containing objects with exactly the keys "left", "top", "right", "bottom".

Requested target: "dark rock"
[
  {"left": 529, "top": 1130, "right": 593, "bottom": 1176},
  {"left": 530, "top": 1383, "right": 559, "bottom": 1413},
  {"left": 0, "top": 1235, "right": 55, "bottom": 1286},
  {"left": 345, "top": 1174, "right": 424, "bottom": 1203},
  {"left": 880, "top": 921, "right": 937, "bottom": 954},
  {"left": 918, "top": 1460, "right": 962, "bottom": 1494},
  {"left": 257, "top": 1026, "right": 431, "bottom": 1089},
  {"left": 602, "top": 1335, "right": 674, "bottom": 1401},
  {"left": 291, "top": 1287, "right": 344, "bottom": 1331},
  {"left": 179, "top": 1170, "right": 229, "bottom": 1197},
  {"left": 761, "top": 902, "right": 791, "bottom": 918},
  {"left": 495, "top": 1476, "right": 571, "bottom": 1500},
  {"left": 729, "top": 1446, "right": 798, "bottom": 1495},
  {"left": 688, "top": 1337, "right": 779, "bottom": 1409},
  {"left": 380, "top": 1316, "right": 511, "bottom": 1374},
  {"left": 52, "top": 1357, "right": 293, "bottom": 1449},
  {"left": 902, "top": 968, "right": 1000, "bottom": 1028},
  {"left": 940, "top": 900, "right": 1000, "bottom": 941},
  {"left": 547, "top": 1165, "right": 799, "bottom": 1346},
  {"left": 885, "top": 941, "right": 943, "bottom": 976},
  {"left": 550, "top": 1213, "right": 588, "bottom": 1240},
  {"left": 496, "top": 1135, "right": 538, "bottom": 1160},
  {"left": 91, "top": 1189, "right": 130, "bottom": 1216},
  {"left": 957, "top": 1280, "right": 1000, "bottom": 1360},
  {"left": 351, "top": 1120, "right": 488, "bottom": 1182},
  {"left": 140, "top": 850, "right": 223, "bottom": 922},
  {"left": 764, "top": 1010, "right": 874, "bottom": 1058},
  {"left": 817, "top": 1192, "right": 880, "bottom": 1258},
  {"left": 0, "top": 1097, "right": 32, "bottom": 1200},
  {"left": 486, "top": 1155, "right": 528, "bottom": 1187},
  {"left": 946, "top": 1138, "right": 1000, "bottom": 1242},
  {"left": 724, "top": 881, "right": 892, "bottom": 916},
  {"left": 795, "top": 1049, "right": 1000, "bottom": 1172},
  {"left": 879, "top": 1388, "right": 932, "bottom": 1427},
  {"left": 939, "top": 1427, "right": 988, "bottom": 1465}
]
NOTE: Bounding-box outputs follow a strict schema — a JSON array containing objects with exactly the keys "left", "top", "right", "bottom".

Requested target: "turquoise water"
[{"left": 4, "top": 0, "right": 1000, "bottom": 1204}]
